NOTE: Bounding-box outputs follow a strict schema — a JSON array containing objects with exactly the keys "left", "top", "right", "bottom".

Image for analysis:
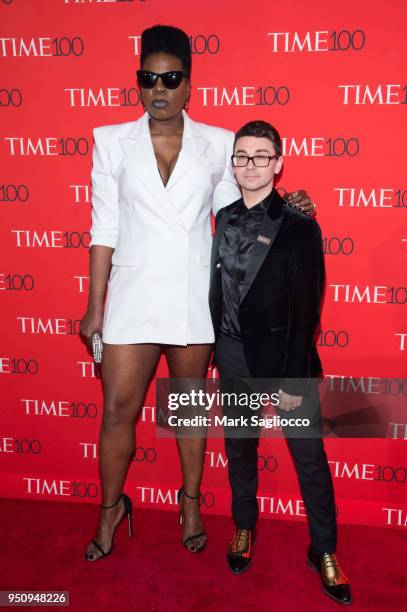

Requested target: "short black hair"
[
  {"left": 234, "top": 120, "right": 282, "bottom": 156},
  {"left": 140, "top": 25, "right": 191, "bottom": 78}
]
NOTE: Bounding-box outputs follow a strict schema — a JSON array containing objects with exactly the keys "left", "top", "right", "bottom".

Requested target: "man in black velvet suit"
[{"left": 209, "top": 121, "right": 351, "bottom": 605}]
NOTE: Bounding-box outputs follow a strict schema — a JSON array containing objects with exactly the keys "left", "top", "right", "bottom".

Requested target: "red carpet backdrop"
[{"left": 1, "top": 0, "right": 406, "bottom": 529}]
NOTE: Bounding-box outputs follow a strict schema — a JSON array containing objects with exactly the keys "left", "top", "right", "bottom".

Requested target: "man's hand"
[
  {"left": 285, "top": 190, "right": 316, "bottom": 217},
  {"left": 278, "top": 388, "right": 303, "bottom": 412}
]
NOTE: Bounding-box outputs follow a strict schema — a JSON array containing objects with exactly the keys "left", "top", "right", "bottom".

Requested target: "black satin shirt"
[{"left": 218, "top": 194, "right": 272, "bottom": 340}]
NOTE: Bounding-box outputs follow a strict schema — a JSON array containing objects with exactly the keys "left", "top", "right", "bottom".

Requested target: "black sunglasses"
[{"left": 137, "top": 70, "right": 185, "bottom": 89}]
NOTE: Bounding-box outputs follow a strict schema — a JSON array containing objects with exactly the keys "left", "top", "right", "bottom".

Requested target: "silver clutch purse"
[{"left": 91, "top": 332, "right": 103, "bottom": 363}]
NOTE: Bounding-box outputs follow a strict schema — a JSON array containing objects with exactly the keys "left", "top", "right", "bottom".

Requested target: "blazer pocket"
[{"left": 269, "top": 325, "right": 287, "bottom": 333}]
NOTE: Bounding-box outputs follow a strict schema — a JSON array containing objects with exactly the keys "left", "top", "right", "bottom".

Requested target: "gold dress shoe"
[
  {"left": 226, "top": 529, "right": 253, "bottom": 574},
  {"left": 307, "top": 546, "right": 352, "bottom": 605}
]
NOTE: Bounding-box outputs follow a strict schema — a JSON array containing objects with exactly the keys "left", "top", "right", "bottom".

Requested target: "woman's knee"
[{"left": 102, "top": 393, "right": 140, "bottom": 431}]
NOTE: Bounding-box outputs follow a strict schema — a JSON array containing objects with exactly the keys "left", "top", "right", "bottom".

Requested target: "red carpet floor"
[{"left": 1, "top": 498, "right": 406, "bottom": 611}]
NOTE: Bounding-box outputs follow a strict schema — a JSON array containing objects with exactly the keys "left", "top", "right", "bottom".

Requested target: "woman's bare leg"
[
  {"left": 164, "top": 343, "right": 213, "bottom": 551},
  {"left": 86, "top": 343, "right": 161, "bottom": 561}
]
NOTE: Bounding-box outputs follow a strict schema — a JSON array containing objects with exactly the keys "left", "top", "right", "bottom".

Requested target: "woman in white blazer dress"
[{"left": 80, "top": 25, "right": 313, "bottom": 562}]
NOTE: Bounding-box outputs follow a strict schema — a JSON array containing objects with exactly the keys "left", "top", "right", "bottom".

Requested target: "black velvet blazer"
[{"left": 209, "top": 189, "right": 325, "bottom": 395}]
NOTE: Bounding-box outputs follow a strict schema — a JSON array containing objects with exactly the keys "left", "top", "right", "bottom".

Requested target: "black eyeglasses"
[
  {"left": 231, "top": 154, "right": 279, "bottom": 167},
  {"left": 137, "top": 70, "right": 185, "bottom": 89}
]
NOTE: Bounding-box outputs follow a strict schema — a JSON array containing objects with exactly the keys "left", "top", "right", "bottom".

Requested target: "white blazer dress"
[{"left": 89, "top": 110, "right": 241, "bottom": 345}]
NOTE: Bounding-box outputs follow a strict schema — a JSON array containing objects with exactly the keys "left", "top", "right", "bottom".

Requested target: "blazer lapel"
[
  {"left": 239, "top": 190, "right": 285, "bottom": 304},
  {"left": 166, "top": 111, "right": 210, "bottom": 191},
  {"left": 119, "top": 112, "right": 186, "bottom": 230}
]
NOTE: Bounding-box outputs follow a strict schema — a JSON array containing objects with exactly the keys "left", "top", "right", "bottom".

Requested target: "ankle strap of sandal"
[
  {"left": 102, "top": 493, "right": 123, "bottom": 509},
  {"left": 180, "top": 487, "right": 201, "bottom": 500}
]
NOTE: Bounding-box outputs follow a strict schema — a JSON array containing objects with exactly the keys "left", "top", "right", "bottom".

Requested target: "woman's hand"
[
  {"left": 285, "top": 190, "right": 316, "bottom": 216},
  {"left": 80, "top": 307, "right": 104, "bottom": 342}
]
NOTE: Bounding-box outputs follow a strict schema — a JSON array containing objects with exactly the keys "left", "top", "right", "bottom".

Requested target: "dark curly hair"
[
  {"left": 140, "top": 25, "right": 192, "bottom": 78},
  {"left": 234, "top": 120, "right": 282, "bottom": 156}
]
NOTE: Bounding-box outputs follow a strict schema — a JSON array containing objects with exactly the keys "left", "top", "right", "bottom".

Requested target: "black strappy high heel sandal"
[
  {"left": 85, "top": 492, "right": 133, "bottom": 561},
  {"left": 177, "top": 487, "right": 207, "bottom": 553}
]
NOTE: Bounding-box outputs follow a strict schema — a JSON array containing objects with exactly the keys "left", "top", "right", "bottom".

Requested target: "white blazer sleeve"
[
  {"left": 211, "top": 131, "right": 241, "bottom": 216},
  {"left": 89, "top": 127, "right": 120, "bottom": 249}
]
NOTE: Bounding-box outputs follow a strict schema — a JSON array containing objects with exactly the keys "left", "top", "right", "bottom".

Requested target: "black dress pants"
[{"left": 215, "top": 332, "right": 337, "bottom": 554}]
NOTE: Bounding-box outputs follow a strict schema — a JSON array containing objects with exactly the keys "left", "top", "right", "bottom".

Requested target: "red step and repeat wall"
[{"left": 1, "top": 0, "right": 406, "bottom": 530}]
